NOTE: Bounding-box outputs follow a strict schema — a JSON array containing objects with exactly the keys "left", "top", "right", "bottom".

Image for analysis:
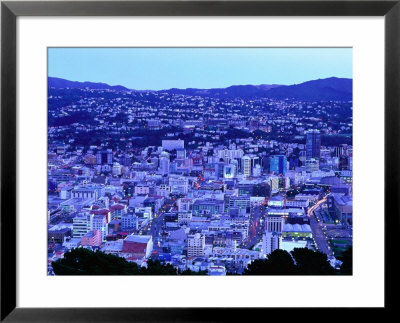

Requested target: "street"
[{"left": 307, "top": 195, "right": 333, "bottom": 257}]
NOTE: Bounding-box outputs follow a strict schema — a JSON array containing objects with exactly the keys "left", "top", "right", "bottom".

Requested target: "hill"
[
  {"left": 48, "top": 77, "right": 129, "bottom": 91},
  {"left": 48, "top": 76, "right": 352, "bottom": 101},
  {"left": 265, "top": 77, "right": 352, "bottom": 101}
]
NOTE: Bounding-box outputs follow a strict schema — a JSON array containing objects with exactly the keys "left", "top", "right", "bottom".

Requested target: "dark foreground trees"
[
  {"left": 52, "top": 248, "right": 206, "bottom": 275},
  {"left": 52, "top": 248, "right": 141, "bottom": 275},
  {"left": 337, "top": 246, "right": 352, "bottom": 275},
  {"left": 243, "top": 249, "right": 297, "bottom": 275},
  {"left": 291, "top": 248, "right": 336, "bottom": 275},
  {"left": 53, "top": 246, "right": 351, "bottom": 276},
  {"left": 244, "top": 248, "right": 339, "bottom": 275}
]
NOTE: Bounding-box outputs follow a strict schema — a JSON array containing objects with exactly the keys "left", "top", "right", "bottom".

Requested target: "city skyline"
[
  {"left": 48, "top": 48, "right": 352, "bottom": 90},
  {"left": 48, "top": 48, "right": 352, "bottom": 276}
]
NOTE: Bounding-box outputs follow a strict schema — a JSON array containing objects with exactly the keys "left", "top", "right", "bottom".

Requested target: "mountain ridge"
[{"left": 48, "top": 76, "right": 352, "bottom": 101}]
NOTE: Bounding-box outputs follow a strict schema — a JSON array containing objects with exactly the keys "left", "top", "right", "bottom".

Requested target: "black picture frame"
[{"left": 1, "top": 0, "right": 399, "bottom": 321}]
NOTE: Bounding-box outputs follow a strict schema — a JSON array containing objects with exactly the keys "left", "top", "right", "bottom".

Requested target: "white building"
[
  {"left": 112, "top": 162, "right": 122, "bottom": 176},
  {"left": 252, "top": 164, "right": 262, "bottom": 177},
  {"left": 178, "top": 212, "right": 192, "bottom": 225},
  {"left": 286, "top": 199, "right": 309, "bottom": 208},
  {"left": 71, "top": 187, "right": 98, "bottom": 200},
  {"left": 159, "top": 151, "right": 170, "bottom": 175},
  {"left": 187, "top": 233, "right": 205, "bottom": 257},
  {"left": 242, "top": 156, "right": 252, "bottom": 177},
  {"left": 135, "top": 185, "right": 150, "bottom": 195},
  {"left": 62, "top": 237, "right": 81, "bottom": 250},
  {"left": 101, "top": 239, "right": 124, "bottom": 256},
  {"left": 72, "top": 213, "right": 92, "bottom": 238},
  {"left": 135, "top": 207, "right": 152, "bottom": 220},
  {"left": 262, "top": 215, "right": 285, "bottom": 257},
  {"left": 91, "top": 214, "right": 108, "bottom": 242},
  {"left": 217, "top": 148, "right": 244, "bottom": 160},
  {"left": 305, "top": 158, "right": 320, "bottom": 172},
  {"left": 177, "top": 198, "right": 194, "bottom": 212},
  {"left": 169, "top": 176, "right": 189, "bottom": 195}
]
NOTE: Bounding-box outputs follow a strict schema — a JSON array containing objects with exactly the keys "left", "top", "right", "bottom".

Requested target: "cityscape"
[{"left": 48, "top": 48, "right": 352, "bottom": 275}]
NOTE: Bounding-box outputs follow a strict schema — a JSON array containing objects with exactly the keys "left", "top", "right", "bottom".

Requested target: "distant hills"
[
  {"left": 48, "top": 76, "right": 352, "bottom": 101},
  {"left": 48, "top": 77, "right": 129, "bottom": 91},
  {"left": 265, "top": 77, "right": 353, "bottom": 101},
  {"left": 164, "top": 84, "right": 282, "bottom": 99}
]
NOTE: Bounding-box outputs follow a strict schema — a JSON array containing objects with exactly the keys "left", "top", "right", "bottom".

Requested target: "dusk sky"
[{"left": 48, "top": 47, "right": 352, "bottom": 90}]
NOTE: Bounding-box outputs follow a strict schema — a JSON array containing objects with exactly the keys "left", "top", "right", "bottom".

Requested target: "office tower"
[
  {"left": 252, "top": 164, "right": 262, "bottom": 177},
  {"left": 251, "top": 156, "right": 260, "bottom": 168},
  {"left": 96, "top": 149, "right": 113, "bottom": 165},
  {"left": 306, "top": 129, "right": 321, "bottom": 159},
  {"left": 187, "top": 233, "right": 205, "bottom": 257},
  {"left": 73, "top": 213, "right": 93, "bottom": 238},
  {"left": 215, "top": 162, "right": 225, "bottom": 178},
  {"left": 223, "top": 164, "right": 236, "bottom": 179},
  {"left": 231, "top": 159, "right": 239, "bottom": 173},
  {"left": 262, "top": 215, "right": 285, "bottom": 256},
  {"left": 121, "top": 213, "right": 138, "bottom": 232},
  {"left": 269, "top": 155, "right": 287, "bottom": 175},
  {"left": 159, "top": 151, "right": 170, "bottom": 175},
  {"left": 261, "top": 156, "right": 270, "bottom": 171},
  {"left": 91, "top": 214, "right": 108, "bottom": 242},
  {"left": 242, "top": 156, "right": 252, "bottom": 177}
]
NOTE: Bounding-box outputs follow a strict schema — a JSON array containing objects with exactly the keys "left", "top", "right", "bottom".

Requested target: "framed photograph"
[{"left": 1, "top": 0, "right": 398, "bottom": 321}]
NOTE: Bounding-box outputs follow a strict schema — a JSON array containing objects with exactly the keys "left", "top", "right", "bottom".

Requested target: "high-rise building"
[
  {"left": 269, "top": 155, "right": 287, "bottom": 175},
  {"left": 187, "top": 233, "right": 205, "bottom": 257},
  {"left": 306, "top": 130, "right": 321, "bottom": 159},
  {"left": 121, "top": 213, "right": 138, "bottom": 232},
  {"left": 242, "top": 156, "right": 252, "bottom": 177},
  {"left": 265, "top": 215, "right": 285, "bottom": 232},
  {"left": 91, "top": 214, "right": 108, "bottom": 242},
  {"left": 251, "top": 156, "right": 260, "bottom": 168},
  {"left": 96, "top": 149, "right": 113, "bottom": 165},
  {"left": 223, "top": 164, "right": 236, "bottom": 179},
  {"left": 252, "top": 164, "right": 262, "bottom": 177},
  {"left": 262, "top": 215, "right": 285, "bottom": 256},
  {"left": 159, "top": 151, "right": 170, "bottom": 175},
  {"left": 73, "top": 213, "right": 92, "bottom": 238},
  {"left": 215, "top": 162, "right": 225, "bottom": 178}
]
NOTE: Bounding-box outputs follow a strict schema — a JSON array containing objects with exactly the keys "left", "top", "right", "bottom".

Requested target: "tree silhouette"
[
  {"left": 338, "top": 246, "right": 352, "bottom": 275},
  {"left": 140, "top": 259, "right": 177, "bottom": 275},
  {"left": 244, "top": 249, "right": 297, "bottom": 275},
  {"left": 52, "top": 248, "right": 207, "bottom": 275},
  {"left": 291, "top": 248, "right": 336, "bottom": 275},
  {"left": 179, "top": 268, "right": 208, "bottom": 275},
  {"left": 52, "top": 248, "right": 140, "bottom": 275}
]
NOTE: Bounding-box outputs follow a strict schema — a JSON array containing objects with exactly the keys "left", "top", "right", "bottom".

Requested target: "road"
[
  {"left": 242, "top": 206, "right": 264, "bottom": 249},
  {"left": 307, "top": 195, "right": 333, "bottom": 257},
  {"left": 147, "top": 200, "right": 173, "bottom": 253}
]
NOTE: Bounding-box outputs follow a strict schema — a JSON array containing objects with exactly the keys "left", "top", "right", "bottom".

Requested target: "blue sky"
[{"left": 48, "top": 48, "right": 352, "bottom": 90}]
